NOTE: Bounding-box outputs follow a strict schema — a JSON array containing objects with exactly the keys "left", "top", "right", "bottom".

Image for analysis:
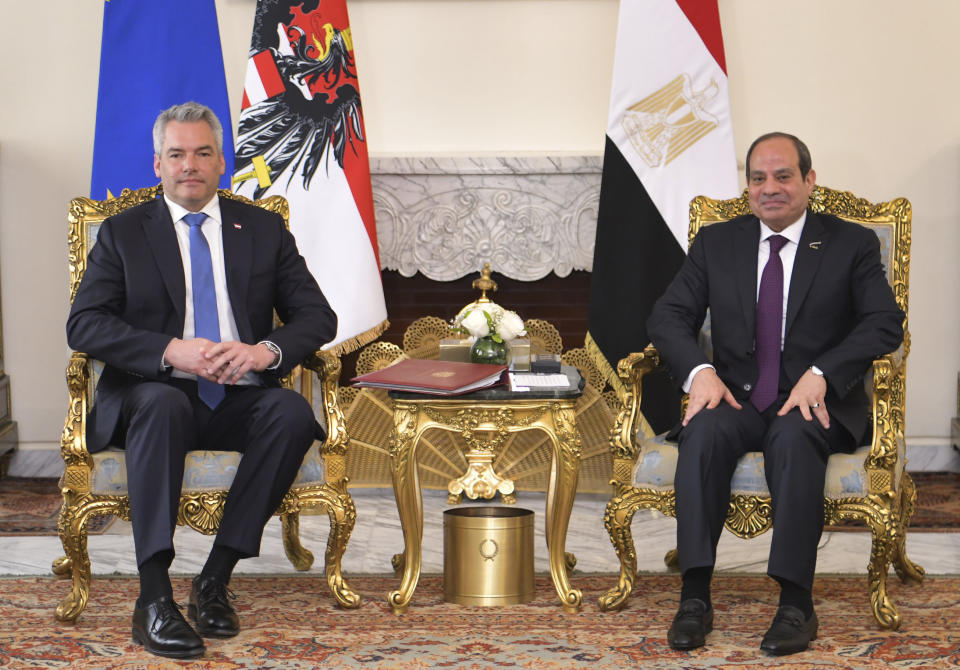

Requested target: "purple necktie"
[{"left": 751, "top": 235, "right": 788, "bottom": 412}]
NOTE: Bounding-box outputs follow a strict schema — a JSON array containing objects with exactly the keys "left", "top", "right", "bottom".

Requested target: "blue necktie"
[
  {"left": 751, "top": 235, "right": 788, "bottom": 412},
  {"left": 184, "top": 213, "right": 225, "bottom": 409}
]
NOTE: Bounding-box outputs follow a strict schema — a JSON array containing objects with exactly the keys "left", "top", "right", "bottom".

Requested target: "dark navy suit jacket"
[
  {"left": 66, "top": 196, "right": 337, "bottom": 452},
  {"left": 648, "top": 209, "right": 904, "bottom": 441}
]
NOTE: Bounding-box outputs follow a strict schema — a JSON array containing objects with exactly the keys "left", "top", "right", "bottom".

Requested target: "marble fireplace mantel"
[{"left": 370, "top": 156, "right": 602, "bottom": 281}]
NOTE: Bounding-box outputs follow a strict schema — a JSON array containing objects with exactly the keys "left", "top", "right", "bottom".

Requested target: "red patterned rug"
[
  {"left": 0, "top": 574, "right": 954, "bottom": 668},
  {"left": 0, "top": 477, "right": 114, "bottom": 536},
  {"left": 898, "top": 471, "right": 960, "bottom": 530},
  {"left": 826, "top": 471, "right": 960, "bottom": 532}
]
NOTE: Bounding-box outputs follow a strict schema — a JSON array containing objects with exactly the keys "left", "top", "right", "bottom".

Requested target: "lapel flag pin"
[
  {"left": 233, "top": 223, "right": 242, "bottom": 229},
  {"left": 809, "top": 241, "right": 821, "bottom": 249}
]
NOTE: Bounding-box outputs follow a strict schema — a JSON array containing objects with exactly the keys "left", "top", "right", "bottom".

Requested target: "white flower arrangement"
[{"left": 453, "top": 304, "right": 526, "bottom": 343}]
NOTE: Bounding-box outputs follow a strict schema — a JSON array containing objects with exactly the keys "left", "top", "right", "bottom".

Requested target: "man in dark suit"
[
  {"left": 67, "top": 102, "right": 337, "bottom": 659},
  {"left": 648, "top": 133, "right": 904, "bottom": 655}
]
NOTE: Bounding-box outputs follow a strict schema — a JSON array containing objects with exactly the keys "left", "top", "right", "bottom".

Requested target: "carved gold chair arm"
[
  {"left": 303, "top": 349, "right": 348, "bottom": 459},
  {"left": 864, "top": 350, "right": 907, "bottom": 487},
  {"left": 609, "top": 345, "right": 661, "bottom": 463},
  {"left": 61, "top": 351, "right": 93, "bottom": 469}
]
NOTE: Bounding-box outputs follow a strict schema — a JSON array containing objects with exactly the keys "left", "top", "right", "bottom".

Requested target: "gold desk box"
[
  {"left": 438, "top": 338, "right": 472, "bottom": 363},
  {"left": 443, "top": 507, "right": 534, "bottom": 606}
]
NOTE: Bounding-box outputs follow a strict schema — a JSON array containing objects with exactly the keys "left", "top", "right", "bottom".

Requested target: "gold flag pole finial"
[{"left": 472, "top": 263, "right": 498, "bottom": 303}]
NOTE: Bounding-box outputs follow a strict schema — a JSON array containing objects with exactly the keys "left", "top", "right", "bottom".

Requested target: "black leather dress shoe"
[
  {"left": 188, "top": 576, "right": 240, "bottom": 638},
  {"left": 760, "top": 605, "right": 818, "bottom": 655},
  {"left": 132, "top": 596, "right": 205, "bottom": 658},
  {"left": 667, "top": 598, "right": 713, "bottom": 650}
]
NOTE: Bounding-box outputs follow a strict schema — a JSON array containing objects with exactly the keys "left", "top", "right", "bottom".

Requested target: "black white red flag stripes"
[
  {"left": 233, "top": 0, "right": 388, "bottom": 354},
  {"left": 587, "top": 0, "right": 738, "bottom": 433}
]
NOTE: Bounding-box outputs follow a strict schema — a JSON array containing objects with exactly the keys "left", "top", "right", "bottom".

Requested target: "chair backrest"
[
  {"left": 68, "top": 184, "right": 290, "bottom": 302},
  {"left": 688, "top": 185, "right": 911, "bottom": 334}
]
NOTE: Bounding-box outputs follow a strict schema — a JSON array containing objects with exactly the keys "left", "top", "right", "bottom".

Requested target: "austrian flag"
[
  {"left": 233, "top": 0, "right": 388, "bottom": 354},
  {"left": 241, "top": 50, "right": 286, "bottom": 109}
]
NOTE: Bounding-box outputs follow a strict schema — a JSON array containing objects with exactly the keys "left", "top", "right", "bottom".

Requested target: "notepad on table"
[{"left": 509, "top": 373, "right": 569, "bottom": 391}]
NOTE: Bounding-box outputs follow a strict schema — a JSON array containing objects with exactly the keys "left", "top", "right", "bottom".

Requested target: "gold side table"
[{"left": 387, "top": 366, "right": 585, "bottom": 613}]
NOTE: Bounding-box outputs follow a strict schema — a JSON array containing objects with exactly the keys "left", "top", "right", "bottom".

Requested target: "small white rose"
[
  {"left": 498, "top": 310, "right": 526, "bottom": 341},
  {"left": 460, "top": 309, "right": 490, "bottom": 338}
]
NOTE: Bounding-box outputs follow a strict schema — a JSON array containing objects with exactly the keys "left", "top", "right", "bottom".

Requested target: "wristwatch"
[{"left": 260, "top": 340, "right": 281, "bottom": 369}]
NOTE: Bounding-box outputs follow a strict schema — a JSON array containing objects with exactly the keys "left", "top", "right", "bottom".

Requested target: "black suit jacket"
[
  {"left": 648, "top": 209, "right": 904, "bottom": 440},
  {"left": 66, "top": 196, "right": 338, "bottom": 452}
]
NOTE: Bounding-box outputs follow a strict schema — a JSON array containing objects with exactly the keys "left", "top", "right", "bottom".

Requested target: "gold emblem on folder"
[{"left": 622, "top": 73, "right": 722, "bottom": 168}]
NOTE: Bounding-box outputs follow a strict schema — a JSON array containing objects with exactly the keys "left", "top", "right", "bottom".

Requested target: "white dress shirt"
[
  {"left": 682, "top": 212, "right": 807, "bottom": 392},
  {"left": 163, "top": 194, "right": 275, "bottom": 384}
]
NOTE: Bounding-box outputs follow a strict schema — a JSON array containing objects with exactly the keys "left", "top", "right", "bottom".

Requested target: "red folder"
[{"left": 350, "top": 358, "right": 507, "bottom": 395}]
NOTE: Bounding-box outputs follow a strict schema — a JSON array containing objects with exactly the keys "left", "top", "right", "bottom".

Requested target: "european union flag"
[{"left": 90, "top": 0, "right": 235, "bottom": 199}]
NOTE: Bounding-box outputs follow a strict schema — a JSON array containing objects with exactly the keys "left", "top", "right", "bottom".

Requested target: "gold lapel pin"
[{"left": 809, "top": 241, "right": 821, "bottom": 249}]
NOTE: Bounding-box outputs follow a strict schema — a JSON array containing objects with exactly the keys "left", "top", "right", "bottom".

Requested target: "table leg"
[
  {"left": 388, "top": 406, "right": 424, "bottom": 614},
  {"left": 544, "top": 403, "right": 582, "bottom": 612}
]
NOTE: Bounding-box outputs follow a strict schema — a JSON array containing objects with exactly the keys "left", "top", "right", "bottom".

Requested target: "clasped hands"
[
  {"left": 163, "top": 338, "right": 276, "bottom": 385},
  {"left": 683, "top": 367, "right": 829, "bottom": 429}
]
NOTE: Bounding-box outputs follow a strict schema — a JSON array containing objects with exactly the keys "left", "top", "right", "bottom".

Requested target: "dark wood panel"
[{"left": 339, "top": 270, "right": 591, "bottom": 380}]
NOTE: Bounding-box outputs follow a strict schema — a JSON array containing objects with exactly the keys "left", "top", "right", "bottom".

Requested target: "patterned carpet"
[
  {"left": 826, "top": 471, "right": 960, "bottom": 532},
  {"left": 0, "top": 574, "right": 955, "bottom": 668},
  {"left": 896, "top": 471, "right": 960, "bottom": 530},
  {"left": 0, "top": 477, "right": 113, "bottom": 536}
]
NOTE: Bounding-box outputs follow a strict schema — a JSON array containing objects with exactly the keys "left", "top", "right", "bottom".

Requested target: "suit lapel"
[
  {"left": 142, "top": 199, "right": 186, "bottom": 324},
  {"left": 785, "top": 210, "right": 828, "bottom": 335},
  {"left": 734, "top": 217, "right": 760, "bottom": 335},
  {"left": 219, "top": 198, "right": 254, "bottom": 342}
]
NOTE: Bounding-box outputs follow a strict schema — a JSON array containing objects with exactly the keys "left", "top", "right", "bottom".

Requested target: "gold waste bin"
[{"left": 443, "top": 507, "right": 535, "bottom": 606}]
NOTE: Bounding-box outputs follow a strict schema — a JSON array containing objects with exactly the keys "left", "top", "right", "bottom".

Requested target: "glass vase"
[{"left": 470, "top": 335, "right": 508, "bottom": 365}]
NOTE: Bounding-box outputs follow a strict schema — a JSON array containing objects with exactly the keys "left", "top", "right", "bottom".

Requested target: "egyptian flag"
[
  {"left": 587, "top": 0, "right": 738, "bottom": 433},
  {"left": 91, "top": 0, "right": 234, "bottom": 199},
  {"left": 233, "top": 0, "right": 388, "bottom": 354}
]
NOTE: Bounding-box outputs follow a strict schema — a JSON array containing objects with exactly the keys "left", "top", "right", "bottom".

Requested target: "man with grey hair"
[
  {"left": 153, "top": 100, "right": 225, "bottom": 155},
  {"left": 68, "top": 101, "right": 337, "bottom": 658}
]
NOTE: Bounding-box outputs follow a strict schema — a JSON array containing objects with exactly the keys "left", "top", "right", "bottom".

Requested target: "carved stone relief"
[{"left": 371, "top": 156, "right": 601, "bottom": 281}]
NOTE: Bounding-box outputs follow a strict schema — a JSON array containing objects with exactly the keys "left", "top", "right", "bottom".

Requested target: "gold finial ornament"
[{"left": 471, "top": 263, "right": 498, "bottom": 303}]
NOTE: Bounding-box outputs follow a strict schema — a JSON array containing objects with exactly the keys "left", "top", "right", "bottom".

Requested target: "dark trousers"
[
  {"left": 116, "top": 379, "right": 315, "bottom": 568},
  {"left": 674, "top": 398, "right": 857, "bottom": 591}
]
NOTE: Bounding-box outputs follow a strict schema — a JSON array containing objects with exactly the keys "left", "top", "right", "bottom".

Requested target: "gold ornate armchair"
[
  {"left": 54, "top": 185, "right": 361, "bottom": 622},
  {"left": 599, "top": 185, "right": 924, "bottom": 629}
]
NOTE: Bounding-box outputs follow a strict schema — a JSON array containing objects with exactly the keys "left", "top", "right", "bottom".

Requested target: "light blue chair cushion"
[
  {"left": 634, "top": 434, "right": 876, "bottom": 499},
  {"left": 89, "top": 441, "right": 326, "bottom": 495},
  {"left": 633, "top": 220, "right": 899, "bottom": 502}
]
